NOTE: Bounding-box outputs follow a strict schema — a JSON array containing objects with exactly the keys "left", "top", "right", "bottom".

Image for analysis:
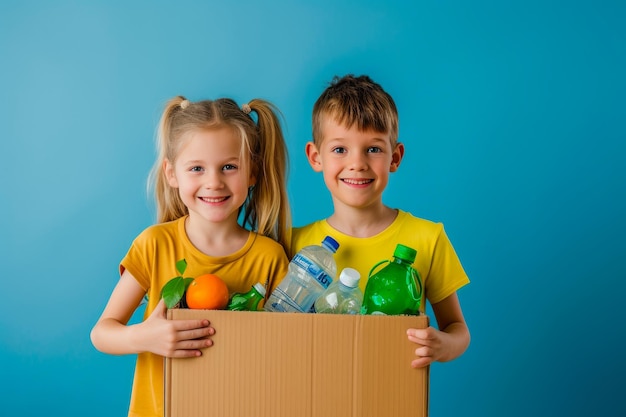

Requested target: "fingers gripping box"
[{"left": 165, "top": 310, "right": 429, "bottom": 417}]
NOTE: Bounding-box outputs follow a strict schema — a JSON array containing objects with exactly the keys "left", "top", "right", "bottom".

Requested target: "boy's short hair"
[{"left": 312, "top": 74, "right": 399, "bottom": 146}]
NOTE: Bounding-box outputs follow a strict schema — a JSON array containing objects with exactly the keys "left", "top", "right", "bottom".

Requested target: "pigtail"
[
  {"left": 244, "top": 99, "right": 292, "bottom": 250},
  {"left": 148, "top": 96, "right": 189, "bottom": 223}
]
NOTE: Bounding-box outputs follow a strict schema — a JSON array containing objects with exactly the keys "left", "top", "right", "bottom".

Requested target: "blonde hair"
[
  {"left": 312, "top": 74, "right": 399, "bottom": 147},
  {"left": 148, "top": 96, "right": 291, "bottom": 249}
]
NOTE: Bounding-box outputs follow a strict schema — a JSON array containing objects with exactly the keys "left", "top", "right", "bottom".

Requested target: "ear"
[
  {"left": 163, "top": 159, "right": 179, "bottom": 187},
  {"left": 305, "top": 141, "right": 323, "bottom": 172},
  {"left": 390, "top": 142, "right": 405, "bottom": 172}
]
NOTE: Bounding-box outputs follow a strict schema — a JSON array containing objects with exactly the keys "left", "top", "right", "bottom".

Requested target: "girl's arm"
[
  {"left": 406, "top": 292, "right": 470, "bottom": 368},
  {"left": 90, "top": 269, "right": 215, "bottom": 358}
]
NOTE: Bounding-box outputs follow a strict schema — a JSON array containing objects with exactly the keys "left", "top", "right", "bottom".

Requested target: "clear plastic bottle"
[
  {"left": 227, "top": 282, "right": 267, "bottom": 311},
  {"left": 360, "top": 243, "right": 423, "bottom": 316},
  {"left": 264, "top": 236, "right": 340, "bottom": 313},
  {"left": 314, "top": 267, "right": 363, "bottom": 314}
]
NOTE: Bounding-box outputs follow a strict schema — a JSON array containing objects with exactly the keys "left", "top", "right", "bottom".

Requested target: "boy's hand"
[
  {"left": 406, "top": 326, "right": 445, "bottom": 368},
  {"left": 407, "top": 294, "right": 470, "bottom": 368},
  {"left": 140, "top": 299, "right": 215, "bottom": 358}
]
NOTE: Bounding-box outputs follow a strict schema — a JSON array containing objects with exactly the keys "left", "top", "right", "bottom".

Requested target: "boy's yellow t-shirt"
[
  {"left": 120, "top": 216, "right": 289, "bottom": 417},
  {"left": 290, "top": 210, "right": 469, "bottom": 310}
]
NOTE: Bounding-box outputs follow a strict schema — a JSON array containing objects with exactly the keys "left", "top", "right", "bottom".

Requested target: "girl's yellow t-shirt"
[{"left": 121, "top": 216, "right": 289, "bottom": 417}]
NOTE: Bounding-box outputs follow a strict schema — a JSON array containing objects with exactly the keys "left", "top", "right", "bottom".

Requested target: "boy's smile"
[{"left": 342, "top": 178, "right": 373, "bottom": 186}]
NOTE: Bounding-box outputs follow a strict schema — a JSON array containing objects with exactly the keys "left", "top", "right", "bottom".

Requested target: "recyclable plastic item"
[
  {"left": 264, "top": 236, "right": 339, "bottom": 313},
  {"left": 314, "top": 267, "right": 363, "bottom": 314},
  {"left": 360, "top": 243, "right": 423, "bottom": 315},
  {"left": 227, "top": 282, "right": 267, "bottom": 311}
]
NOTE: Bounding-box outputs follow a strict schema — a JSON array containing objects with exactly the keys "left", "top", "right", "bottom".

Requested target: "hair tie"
[
  {"left": 180, "top": 99, "right": 190, "bottom": 109},
  {"left": 242, "top": 103, "right": 251, "bottom": 114}
]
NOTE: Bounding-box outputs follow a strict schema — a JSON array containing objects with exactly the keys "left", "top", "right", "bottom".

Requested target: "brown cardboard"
[{"left": 165, "top": 309, "right": 429, "bottom": 417}]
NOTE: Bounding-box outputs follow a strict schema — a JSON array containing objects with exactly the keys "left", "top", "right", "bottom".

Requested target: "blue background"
[{"left": 1, "top": 1, "right": 625, "bottom": 416}]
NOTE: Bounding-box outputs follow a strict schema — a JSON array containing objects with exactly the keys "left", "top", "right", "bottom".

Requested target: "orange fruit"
[{"left": 185, "top": 274, "right": 230, "bottom": 310}]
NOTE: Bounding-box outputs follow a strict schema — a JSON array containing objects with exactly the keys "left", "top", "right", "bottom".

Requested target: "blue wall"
[{"left": 1, "top": 1, "right": 624, "bottom": 416}]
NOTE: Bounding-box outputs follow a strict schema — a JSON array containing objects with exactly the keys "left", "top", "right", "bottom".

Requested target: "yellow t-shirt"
[
  {"left": 121, "top": 216, "right": 289, "bottom": 417},
  {"left": 290, "top": 210, "right": 469, "bottom": 311}
]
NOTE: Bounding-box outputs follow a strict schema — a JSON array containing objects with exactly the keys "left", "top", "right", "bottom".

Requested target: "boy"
[{"left": 291, "top": 74, "right": 470, "bottom": 368}]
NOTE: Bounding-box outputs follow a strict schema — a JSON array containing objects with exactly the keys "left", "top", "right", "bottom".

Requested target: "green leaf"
[
  {"left": 161, "top": 276, "right": 196, "bottom": 309},
  {"left": 179, "top": 277, "right": 194, "bottom": 308},
  {"left": 176, "top": 259, "right": 187, "bottom": 276},
  {"left": 182, "top": 277, "right": 194, "bottom": 289},
  {"left": 162, "top": 277, "right": 187, "bottom": 309}
]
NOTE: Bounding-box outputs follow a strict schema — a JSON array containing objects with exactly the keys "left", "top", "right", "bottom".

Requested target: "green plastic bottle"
[
  {"left": 360, "top": 244, "right": 423, "bottom": 316},
  {"left": 227, "top": 283, "right": 267, "bottom": 311}
]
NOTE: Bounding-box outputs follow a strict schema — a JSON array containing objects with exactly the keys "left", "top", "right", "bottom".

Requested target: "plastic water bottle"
[
  {"left": 264, "top": 236, "right": 340, "bottom": 313},
  {"left": 227, "top": 282, "right": 266, "bottom": 311},
  {"left": 360, "top": 243, "right": 423, "bottom": 316},
  {"left": 314, "top": 267, "right": 363, "bottom": 314}
]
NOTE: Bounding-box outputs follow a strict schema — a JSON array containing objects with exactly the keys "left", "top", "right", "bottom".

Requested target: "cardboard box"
[{"left": 165, "top": 309, "right": 429, "bottom": 417}]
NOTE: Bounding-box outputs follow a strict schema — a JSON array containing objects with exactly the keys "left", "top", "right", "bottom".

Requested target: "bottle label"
[
  {"left": 266, "top": 287, "right": 307, "bottom": 312},
  {"left": 291, "top": 253, "right": 332, "bottom": 289}
]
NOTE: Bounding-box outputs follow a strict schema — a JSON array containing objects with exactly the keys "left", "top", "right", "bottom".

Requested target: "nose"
[
  {"left": 347, "top": 152, "right": 368, "bottom": 171},
  {"left": 203, "top": 169, "right": 224, "bottom": 189}
]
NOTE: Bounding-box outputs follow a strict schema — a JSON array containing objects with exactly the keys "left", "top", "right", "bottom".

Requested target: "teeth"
[
  {"left": 201, "top": 197, "right": 227, "bottom": 203},
  {"left": 343, "top": 179, "right": 371, "bottom": 185}
]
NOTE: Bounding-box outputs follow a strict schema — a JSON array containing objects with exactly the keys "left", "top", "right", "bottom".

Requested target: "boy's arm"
[{"left": 406, "top": 292, "right": 470, "bottom": 368}]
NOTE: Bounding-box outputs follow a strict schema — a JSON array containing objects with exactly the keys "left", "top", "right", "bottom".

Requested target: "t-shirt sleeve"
[
  {"left": 120, "top": 230, "right": 154, "bottom": 292},
  {"left": 426, "top": 225, "right": 470, "bottom": 304}
]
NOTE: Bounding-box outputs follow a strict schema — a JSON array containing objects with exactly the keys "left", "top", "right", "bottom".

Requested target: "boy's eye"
[
  {"left": 332, "top": 147, "right": 346, "bottom": 154},
  {"left": 367, "top": 147, "right": 382, "bottom": 153}
]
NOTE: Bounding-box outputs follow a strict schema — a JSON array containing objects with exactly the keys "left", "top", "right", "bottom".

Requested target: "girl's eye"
[
  {"left": 222, "top": 164, "right": 237, "bottom": 171},
  {"left": 332, "top": 147, "right": 346, "bottom": 154},
  {"left": 190, "top": 166, "right": 203, "bottom": 172},
  {"left": 367, "top": 147, "right": 382, "bottom": 153}
]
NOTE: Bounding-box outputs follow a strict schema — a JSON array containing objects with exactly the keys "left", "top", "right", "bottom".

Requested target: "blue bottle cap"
[{"left": 322, "top": 236, "right": 340, "bottom": 253}]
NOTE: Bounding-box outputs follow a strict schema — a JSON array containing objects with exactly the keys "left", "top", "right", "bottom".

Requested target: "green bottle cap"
[{"left": 394, "top": 244, "right": 417, "bottom": 263}]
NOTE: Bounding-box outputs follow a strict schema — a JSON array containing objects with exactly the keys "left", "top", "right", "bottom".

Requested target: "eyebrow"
[
  {"left": 325, "top": 136, "right": 389, "bottom": 144},
  {"left": 181, "top": 156, "right": 242, "bottom": 166},
  {"left": 183, "top": 160, "right": 204, "bottom": 165},
  {"left": 368, "top": 137, "right": 390, "bottom": 144}
]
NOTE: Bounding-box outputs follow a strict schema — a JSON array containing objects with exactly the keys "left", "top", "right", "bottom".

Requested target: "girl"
[{"left": 91, "top": 96, "right": 291, "bottom": 417}]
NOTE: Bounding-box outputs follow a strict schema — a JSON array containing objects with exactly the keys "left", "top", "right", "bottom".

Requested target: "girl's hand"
[
  {"left": 406, "top": 326, "right": 446, "bottom": 368},
  {"left": 140, "top": 299, "right": 216, "bottom": 358}
]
